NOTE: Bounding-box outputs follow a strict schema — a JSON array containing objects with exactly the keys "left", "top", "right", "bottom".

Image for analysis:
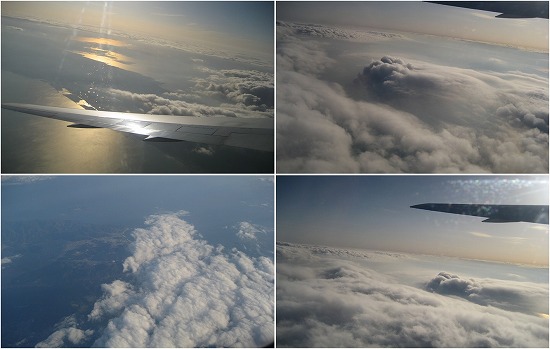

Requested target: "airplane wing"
[
  {"left": 427, "top": 1, "right": 549, "bottom": 19},
  {"left": 411, "top": 203, "right": 549, "bottom": 224},
  {"left": 2, "top": 103, "right": 274, "bottom": 152}
]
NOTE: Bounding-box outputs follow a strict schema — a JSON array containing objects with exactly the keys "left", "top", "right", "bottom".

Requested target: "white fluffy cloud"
[
  {"left": 236, "top": 221, "right": 267, "bottom": 240},
  {"left": 276, "top": 242, "right": 549, "bottom": 347},
  {"left": 36, "top": 316, "right": 93, "bottom": 348},
  {"left": 37, "top": 212, "right": 273, "bottom": 347},
  {"left": 88, "top": 212, "right": 273, "bottom": 347},
  {"left": 277, "top": 23, "right": 548, "bottom": 173}
]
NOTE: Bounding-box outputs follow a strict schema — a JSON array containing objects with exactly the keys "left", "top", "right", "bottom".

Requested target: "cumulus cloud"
[
  {"left": 36, "top": 316, "right": 93, "bottom": 348},
  {"left": 103, "top": 67, "right": 273, "bottom": 120},
  {"left": 276, "top": 242, "right": 549, "bottom": 347},
  {"left": 236, "top": 221, "right": 267, "bottom": 240},
  {"left": 354, "top": 56, "right": 549, "bottom": 133},
  {"left": 426, "top": 271, "right": 548, "bottom": 314},
  {"left": 193, "top": 68, "right": 274, "bottom": 112},
  {"left": 84, "top": 212, "right": 274, "bottom": 347},
  {"left": 277, "top": 24, "right": 548, "bottom": 173}
]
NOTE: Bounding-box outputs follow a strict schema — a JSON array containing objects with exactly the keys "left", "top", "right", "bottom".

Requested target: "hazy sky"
[
  {"left": 277, "top": 176, "right": 549, "bottom": 265},
  {"left": 2, "top": 1, "right": 274, "bottom": 57},
  {"left": 278, "top": 1, "right": 548, "bottom": 51}
]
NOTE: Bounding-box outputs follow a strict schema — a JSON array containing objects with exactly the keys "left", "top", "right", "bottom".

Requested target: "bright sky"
[
  {"left": 277, "top": 176, "right": 549, "bottom": 266},
  {"left": 1, "top": 1, "right": 274, "bottom": 57},
  {"left": 277, "top": 1, "right": 548, "bottom": 51}
]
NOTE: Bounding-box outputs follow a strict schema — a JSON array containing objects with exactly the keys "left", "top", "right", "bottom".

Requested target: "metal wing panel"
[
  {"left": 2, "top": 103, "right": 274, "bottom": 151},
  {"left": 411, "top": 203, "right": 549, "bottom": 224}
]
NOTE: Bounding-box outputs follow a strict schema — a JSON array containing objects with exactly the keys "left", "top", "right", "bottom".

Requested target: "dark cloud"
[
  {"left": 194, "top": 69, "right": 274, "bottom": 111},
  {"left": 276, "top": 26, "right": 549, "bottom": 173},
  {"left": 354, "top": 56, "right": 549, "bottom": 133},
  {"left": 276, "top": 242, "right": 549, "bottom": 347},
  {"left": 103, "top": 67, "right": 274, "bottom": 119}
]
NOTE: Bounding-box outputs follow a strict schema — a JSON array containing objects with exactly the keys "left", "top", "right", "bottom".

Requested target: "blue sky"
[{"left": 277, "top": 176, "right": 548, "bottom": 265}]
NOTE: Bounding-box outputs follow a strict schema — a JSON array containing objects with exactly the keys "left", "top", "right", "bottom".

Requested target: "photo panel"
[
  {"left": 276, "top": 175, "right": 548, "bottom": 347},
  {"left": 2, "top": 1, "right": 274, "bottom": 174},
  {"left": 1, "top": 175, "right": 274, "bottom": 347},
  {"left": 276, "top": 1, "right": 548, "bottom": 173}
]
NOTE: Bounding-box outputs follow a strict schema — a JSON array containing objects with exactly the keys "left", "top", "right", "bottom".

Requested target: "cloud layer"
[
  {"left": 37, "top": 212, "right": 274, "bottom": 347},
  {"left": 277, "top": 23, "right": 548, "bottom": 173},
  {"left": 276, "top": 242, "right": 549, "bottom": 347},
  {"left": 100, "top": 67, "right": 273, "bottom": 120}
]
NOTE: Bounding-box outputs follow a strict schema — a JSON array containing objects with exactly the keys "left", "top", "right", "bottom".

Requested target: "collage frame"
[{"left": 1, "top": 1, "right": 549, "bottom": 348}]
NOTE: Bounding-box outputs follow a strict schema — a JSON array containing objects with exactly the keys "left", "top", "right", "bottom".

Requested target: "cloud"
[
  {"left": 83, "top": 212, "right": 273, "bottom": 347},
  {"left": 193, "top": 146, "right": 214, "bottom": 156},
  {"left": 236, "top": 221, "right": 267, "bottom": 240},
  {"left": 426, "top": 271, "right": 548, "bottom": 314},
  {"left": 277, "top": 21, "right": 404, "bottom": 42},
  {"left": 1, "top": 254, "right": 22, "bottom": 267},
  {"left": 258, "top": 176, "right": 274, "bottom": 183},
  {"left": 6, "top": 25, "right": 24, "bottom": 31},
  {"left": 276, "top": 242, "right": 549, "bottom": 347},
  {"left": 193, "top": 68, "right": 274, "bottom": 112},
  {"left": 103, "top": 67, "right": 274, "bottom": 120},
  {"left": 277, "top": 25, "right": 548, "bottom": 173},
  {"left": 354, "top": 56, "right": 548, "bottom": 133},
  {"left": 36, "top": 316, "right": 93, "bottom": 348},
  {"left": 1, "top": 176, "right": 55, "bottom": 185},
  {"left": 469, "top": 231, "right": 492, "bottom": 238},
  {"left": 468, "top": 231, "right": 529, "bottom": 243}
]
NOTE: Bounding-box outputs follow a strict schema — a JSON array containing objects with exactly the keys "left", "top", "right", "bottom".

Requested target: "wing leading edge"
[
  {"left": 411, "top": 203, "right": 549, "bottom": 224},
  {"left": 2, "top": 103, "right": 274, "bottom": 152}
]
